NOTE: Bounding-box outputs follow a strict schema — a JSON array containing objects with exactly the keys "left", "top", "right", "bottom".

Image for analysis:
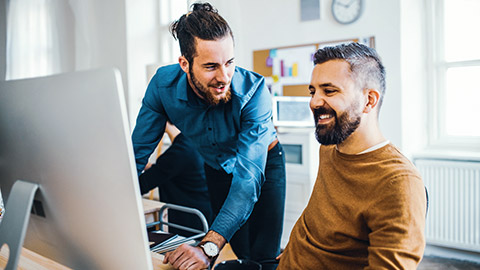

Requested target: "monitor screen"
[
  {"left": 272, "top": 96, "right": 314, "bottom": 127},
  {"left": 0, "top": 68, "right": 153, "bottom": 269}
]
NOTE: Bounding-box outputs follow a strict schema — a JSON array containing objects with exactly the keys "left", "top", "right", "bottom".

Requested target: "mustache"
[
  {"left": 313, "top": 106, "right": 336, "bottom": 120},
  {"left": 209, "top": 81, "right": 229, "bottom": 88}
]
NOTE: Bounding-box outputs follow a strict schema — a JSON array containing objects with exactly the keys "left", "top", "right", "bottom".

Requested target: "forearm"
[
  {"left": 209, "top": 158, "right": 263, "bottom": 240},
  {"left": 201, "top": 230, "right": 227, "bottom": 251}
]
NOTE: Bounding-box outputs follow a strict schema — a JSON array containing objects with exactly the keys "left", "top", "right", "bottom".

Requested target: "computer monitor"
[
  {"left": 0, "top": 68, "right": 153, "bottom": 269},
  {"left": 272, "top": 96, "right": 314, "bottom": 127}
]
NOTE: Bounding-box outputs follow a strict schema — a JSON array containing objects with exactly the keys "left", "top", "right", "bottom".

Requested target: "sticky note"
[
  {"left": 270, "top": 49, "right": 277, "bottom": 58},
  {"left": 266, "top": 57, "right": 273, "bottom": 67},
  {"left": 280, "top": 60, "right": 284, "bottom": 77},
  {"left": 272, "top": 75, "right": 279, "bottom": 83},
  {"left": 292, "top": 63, "right": 298, "bottom": 77}
]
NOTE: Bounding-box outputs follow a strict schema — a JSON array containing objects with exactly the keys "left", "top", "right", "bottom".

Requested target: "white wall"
[
  {"left": 125, "top": 0, "right": 161, "bottom": 128},
  {"left": 0, "top": 0, "right": 6, "bottom": 80},
  {"left": 56, "top": 0, "right": 132, "bottom": 123},
  {"left": 400, "top": 0, "right": 428, "bottom": 158},
  {"left": 69, "top": 0, "right": 129, "bottom": 112},
  {"left": 209, "top": 0, "right": 404, "bottom": 149}
]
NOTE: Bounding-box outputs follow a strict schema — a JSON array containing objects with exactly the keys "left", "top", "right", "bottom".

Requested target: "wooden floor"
[{"left": 419, "top": 256, "right": 480, "bottom": 270}]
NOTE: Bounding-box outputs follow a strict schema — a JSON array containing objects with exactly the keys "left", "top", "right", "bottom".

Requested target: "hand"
[
  {"left": 163, "top": 244, "right": 210, "bottom": 270},
  {"left": 144, "top": 162, "right": 153, "bottom": 171}
]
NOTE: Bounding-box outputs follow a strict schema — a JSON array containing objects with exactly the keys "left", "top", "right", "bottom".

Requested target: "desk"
[
  {"left": 143, "top": 198, "right": 166, "bottom": 230},
  {"left": 0, "top": 199, "right": 172, "bottom": 270},
  {"left": 0, "top": 199, "right": 235, "bottom": 269},
  {"left": 0, "top": 246, "right": 175, "bottom": 270},
  {"left": 0, "top": 247, "right": 69, "bottom": 270}
]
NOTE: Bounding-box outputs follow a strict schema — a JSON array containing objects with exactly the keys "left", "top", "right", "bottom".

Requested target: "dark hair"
[
  {"left": 313, "top": 42, "right": 386, "bottom": 111},
  {"left": 170, "top": 2, "right": 233, "bottom": 64}
]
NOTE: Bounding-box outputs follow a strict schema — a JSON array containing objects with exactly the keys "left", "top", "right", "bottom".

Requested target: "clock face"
[{"left": 332, "top": 0, "right": 363, "bottom": 24}]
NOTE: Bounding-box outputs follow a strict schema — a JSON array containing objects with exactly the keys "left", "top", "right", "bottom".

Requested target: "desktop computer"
[{"left": 0, "top": 68, "right": 154, "bottom": 269}]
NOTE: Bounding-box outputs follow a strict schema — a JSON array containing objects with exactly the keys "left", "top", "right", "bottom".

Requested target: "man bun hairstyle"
[
  {"left": 313, "top": 42, "right": 386, "bottom": 111},
  {"left": 170, "top": 2, "right": 233, "bottom": 64}
]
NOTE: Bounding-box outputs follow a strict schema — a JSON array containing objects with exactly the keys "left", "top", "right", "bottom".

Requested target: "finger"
[
  {"left": 173, "top": 255, "right": 190, "bottom": 269},
  {"left": 163, "top": 251, "right": 171, "bottom": 264},
  {"left": 189, "top": 254, "right": 210, "bottom": 270},
  {"left": 184, "top": 260, "right": 207, "bottom": 270},
  {"left": 163, "top": 249, "right": 179, "bottom": 264},
  {"left": 177, "top": 258, "right": 193, "bottom": 270},
  {"left": 175, "top": 247, "right": 206, "bottom": 270},
  {"left": 166, "top": 248, "right": 185, "bottom": 266},
  {"left": 171, "top": 247, "right": 193, "bottom": 269}
]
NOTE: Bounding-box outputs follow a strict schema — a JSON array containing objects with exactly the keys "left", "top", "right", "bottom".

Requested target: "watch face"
[
  {"left": 202, "top": 242, "right": 219, "bottom": 257},
  {"left": 332, "top": 0, "right": 363, "bottom": 24}
]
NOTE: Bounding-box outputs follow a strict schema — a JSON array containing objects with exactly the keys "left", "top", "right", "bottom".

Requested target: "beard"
[
  {"left": 313, "top": 102, "right": 362, "bottom": 145},
  {"left": 190, "top": 67, "right": 232, "bottom": 106}
]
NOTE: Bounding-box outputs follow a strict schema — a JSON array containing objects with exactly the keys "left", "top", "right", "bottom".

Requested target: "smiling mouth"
[
  {"left": 211, "top": 84, "right": 227, "bottom": 94},
  {"left": 317, "top": 114, "right": 334, "bottom": 124}
]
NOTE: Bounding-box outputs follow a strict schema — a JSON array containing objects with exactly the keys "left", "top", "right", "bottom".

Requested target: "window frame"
[{"left": 426, "top": 0, "right": 480, "bottom": 152}]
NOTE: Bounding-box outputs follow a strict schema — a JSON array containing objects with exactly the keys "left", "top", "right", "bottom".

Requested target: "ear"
[
  {"left": 363, "top": 88, "right": 380, "bottom": 113},
  {"left": 178, "top": 56, "right": 189, "bottom": 73}
]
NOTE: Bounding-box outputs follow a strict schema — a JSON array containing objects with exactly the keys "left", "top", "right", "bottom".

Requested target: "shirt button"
[
  {"left": 208, "top": 127, "right": 212, "bottom": 131},
  {"left": 212, "top": 143, "right": 216, "bottom": 146}
]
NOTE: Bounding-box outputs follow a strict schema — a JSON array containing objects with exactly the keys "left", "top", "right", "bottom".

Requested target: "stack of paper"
[{"left": 149, "top": 231, "right": 196, "bottom": 254}]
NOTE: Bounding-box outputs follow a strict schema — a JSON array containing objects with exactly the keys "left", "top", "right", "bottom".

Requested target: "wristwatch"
[{"left": 198, "top": 241, "right": 219, "bottom": 259}]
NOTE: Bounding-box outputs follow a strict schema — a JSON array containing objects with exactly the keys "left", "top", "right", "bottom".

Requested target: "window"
[
  {"left": 6, "top": 0, "right": 59, "bottom": 80},
  {"left": 158, "top": 0, "right": 190, "bottom": 64},
  {"left": 427, "top": 0, "right": 480, "bottom": 151}
]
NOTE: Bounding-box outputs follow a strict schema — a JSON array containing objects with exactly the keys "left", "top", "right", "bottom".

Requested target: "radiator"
[{"left": 414, "top": 158, "right": 480, "bottom": 253}]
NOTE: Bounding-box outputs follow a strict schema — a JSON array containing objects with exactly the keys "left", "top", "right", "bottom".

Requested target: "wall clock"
[{"left": 331, "top": 0, "right": 364, "bottom": 25}]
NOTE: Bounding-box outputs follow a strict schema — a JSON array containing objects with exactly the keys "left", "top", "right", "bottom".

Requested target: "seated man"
[
  {"left": 278, "top": 43, "right": 427, "bottom": 269},
  {"left": 138, "top": 122, "right": 213, "bottom": 236}
]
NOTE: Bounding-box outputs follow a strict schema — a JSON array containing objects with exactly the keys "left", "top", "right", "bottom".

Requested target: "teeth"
[{"left": 319, "top": 114, "right": 332, "bottom": 119}]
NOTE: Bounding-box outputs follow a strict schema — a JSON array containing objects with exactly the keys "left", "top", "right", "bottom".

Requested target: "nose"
[
  {"left": 216, "top": 66, "right": 230, "bottom": 84},
  {"left": 310, "top": 92, "right": 325, "bottom": 110}
]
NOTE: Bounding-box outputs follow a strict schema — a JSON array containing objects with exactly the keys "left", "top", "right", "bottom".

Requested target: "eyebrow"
[
  {"left": 319, "top": 83, "right": 338, "bottom": 88},
  {"left": 202, "top": 57, "right": 235, "bottom": 67},
  {"left": 309, "top": 82, "right": 338, "bottom": 89}
]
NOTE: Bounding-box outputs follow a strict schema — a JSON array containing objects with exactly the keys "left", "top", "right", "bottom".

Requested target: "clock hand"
[
  {"left": 345, "top": 0, "right": 356, "bottom": 8},
  {"left": 335, "top": 1, "right": 349, "bottom": 8}
]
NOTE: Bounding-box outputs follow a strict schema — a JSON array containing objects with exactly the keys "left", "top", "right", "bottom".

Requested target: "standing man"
[
  {"left": 278, "top": 43, "right": 427, "bottom": 269},
  {"left": 132, "top": 3, "right": 285, "bottom": 270}
]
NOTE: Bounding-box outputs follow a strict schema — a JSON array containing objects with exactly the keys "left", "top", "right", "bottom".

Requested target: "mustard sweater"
[{"left": 278, "top": 144, "right": 426, "bottom": 269}]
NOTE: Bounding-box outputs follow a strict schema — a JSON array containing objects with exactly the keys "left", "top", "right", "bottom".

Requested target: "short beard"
[
  {"left": 190, "top": 66, "right": 231, "bottom": 106},
  {"left": 313, "top": 103, "right": 361, "bottom": 145}
]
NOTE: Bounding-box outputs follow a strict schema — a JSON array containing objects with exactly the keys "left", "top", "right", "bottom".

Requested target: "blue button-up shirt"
[{"left": 132, "top": 64, "right": 276, "bottom": 240}]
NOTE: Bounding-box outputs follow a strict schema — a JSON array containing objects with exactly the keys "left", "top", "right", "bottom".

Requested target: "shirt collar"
[
  {"left": 357, "top": 140, "right": 390, "bottom": 154},
  {"left": 176, "top": 73, "right": 188, "bottom": 101},
  {"left": 335, "top": 140, "right": 390, "bottom": 155}
]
